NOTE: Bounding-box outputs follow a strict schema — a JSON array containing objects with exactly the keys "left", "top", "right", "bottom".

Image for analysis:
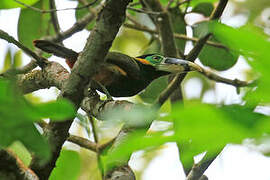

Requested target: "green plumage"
[{"left": 34, "top": 40, "right": 194, "bottom": 97}]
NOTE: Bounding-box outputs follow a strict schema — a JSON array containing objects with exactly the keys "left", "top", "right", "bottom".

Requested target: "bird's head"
[{"left": 135, "top": 54, "right": 202, "bottom": 74}]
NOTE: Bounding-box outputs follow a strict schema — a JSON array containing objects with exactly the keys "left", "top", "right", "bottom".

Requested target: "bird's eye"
[{"left": 152, "top": 56, "right": 161, "bottom": 61}]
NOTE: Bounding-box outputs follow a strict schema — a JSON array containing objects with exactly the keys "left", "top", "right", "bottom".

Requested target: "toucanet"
[{"left": 33, "top": 40, "right": 201, "bottom": 97}]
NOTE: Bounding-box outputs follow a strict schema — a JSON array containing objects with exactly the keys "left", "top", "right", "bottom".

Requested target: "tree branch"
[
  {"left": 186, "top": 154, "right": 218, "bottom": 180},
  {"left": 67, "top": 135, "right": 97, "bottom": 152},
  {"left": 29, "top": 1, "right": 131, "bottom": 179},
  {"left": 210, "top": 0, "right": 228, "bottom": 20},
  {"left": 17, "top": 61, "right": 69, "bottom": 94},
  {"left": 14, "top": 0, "right": 98, "bottom": 13},
  {"left": 46, "top": 7, "right": 101, "bottom": 43},
  {"left": 123, "top": 23, "right": 228, "bottom": 49},
  {"left": 155, "top": 0, "right": 230, "bottom": 106},
  {"left": 0, "top": 29, "right": 48, "bottom": 68}
]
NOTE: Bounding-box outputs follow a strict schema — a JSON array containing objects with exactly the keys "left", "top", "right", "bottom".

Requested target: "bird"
[{"left": 33, "top": 40, "right": 201, "bottom": 97}]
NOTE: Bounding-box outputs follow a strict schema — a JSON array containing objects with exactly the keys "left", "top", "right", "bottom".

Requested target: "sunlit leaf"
[
  {"left": 3, "top": 48, "right": 12, "bottom": 72},
  {"left": 189, "top": 0, "right": 218, "bottom": 7},
  {"left": 111, "top": 28, "right": 149, "bottom": 57},
  {"left": 50, "top": 150, "right": 81, "bottom": 180},
  {"left": 0, "top": 0, "right": 39, "bottom": 9},
  {"left": 8, "top": 141, "right": 32, "bottom": 166},
  {"left": 14, "top": 50, "right": 23, "bottom": 68}
]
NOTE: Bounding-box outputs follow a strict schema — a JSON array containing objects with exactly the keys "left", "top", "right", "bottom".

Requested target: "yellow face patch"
[{"left": 135, "top": 58, "right": 151, "bottom": 65}]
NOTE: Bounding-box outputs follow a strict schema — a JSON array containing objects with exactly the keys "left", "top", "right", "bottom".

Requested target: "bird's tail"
[{"left": 33, "top": 40, "right": 79, "bottom": 62}]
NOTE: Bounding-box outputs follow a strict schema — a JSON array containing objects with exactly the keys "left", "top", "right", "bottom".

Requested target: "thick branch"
[
  {"left": 17, "top": 62, "right": 69, "bottom": 94},
  {"left": 29, "top": 1, "right": 131, "bottom": 179}
]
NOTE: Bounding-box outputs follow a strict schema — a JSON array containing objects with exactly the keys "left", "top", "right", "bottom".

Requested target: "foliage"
[
  {"left": 0, "top": 79, "right": 75, "bottom": 161},
  {"left": 50, "top": 150, "right": 81, "bottom": 180},
  {"left": 0, "top": 0, "right": 39, "bottom": 9},
  {"left": 18, "top": 0, "right": 55, "bottom": 50},
  {"left": 1, "top": 0, "right": 270, "bottom": 179}
]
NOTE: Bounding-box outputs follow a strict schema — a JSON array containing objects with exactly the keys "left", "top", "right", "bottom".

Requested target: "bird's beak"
[{"left": 155, "top": 57, "right": 203, "bottom": 73}]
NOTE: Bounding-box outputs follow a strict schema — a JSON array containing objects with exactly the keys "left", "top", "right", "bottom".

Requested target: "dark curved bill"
[{"left": 155, "top": 57, "right": 202, "bottom": 73}]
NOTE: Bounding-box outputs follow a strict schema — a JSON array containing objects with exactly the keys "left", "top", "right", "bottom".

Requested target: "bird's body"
[{"left": 34, "top": 40, "right": 197, "bottom": 97}]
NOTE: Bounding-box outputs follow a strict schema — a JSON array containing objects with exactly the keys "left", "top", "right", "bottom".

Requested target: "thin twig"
[
  {"left": 127, "top": 6, "right": 161, "bottom": 15},
  {"left": 199, "top": 68, "right": 255, "bottom": 88},
  {"left": 0, "top": 60, "right": 37, "bottom": 77},
  {"left": 186, "top": 153, "right": 218, "bottom": 180},
  {"left": 49, "top": 0, "right": 61, "bottom": 35},
  {"left": 14, "top": 0, "right": 98, "bottom": 13},
  {"left": 88, "top": 115, "right": 99, "bottom": 143},
  {"left": 123, "top": 23, "right": 228, "bottom": 49},
  {"left": 67, "top": 135, "right": 97, "bottom": 152},
  {"left": 44, "top": 4, "right": 101, "bottom": 43},
  {"left": 0, "top": 29, "right": 48, "bottom": 68}
]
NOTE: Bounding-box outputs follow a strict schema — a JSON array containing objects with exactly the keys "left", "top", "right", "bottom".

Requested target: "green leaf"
[
  {"left": 0, "top": 79, "right": 75, "bottom": 160},
  {"left": 170, "top": 102, "right": 267, "bottom": 168},
  {"left": 219, "top": 104, "right": 265, "bottom": 128},
  {"left": 49, "top": 150, "right": 81, "bottom": 180},
  {"left": 193, "top": 21, "right": 239, "bottom": 70},
  {"left": 111, "top": 28, "right": 149, "bottom": 56},
  {"left": 8, "top": 141, "right": 32, "bottom": 166},
  {"left": 102, "top": 105, "right": 157, "bottom": 128},
  {"left": 192, "top": 3, "right": 214, "bottom": 17},
  {"left": 3, "top": 48, "right": 12, "bottom": 72},
  {"left": 14, "top": 50, "right": 23, "bottom": 68},
  {"left": 18, "top": 0, "right": 55, "bottom": 50},
  {"left": 169, "top": 6, "right": 187, "bottom": 52},
  {"left": 143, "top": 39, "right": 161, "bottom": 55},
  {"left": 209, "top": 21, "right": 270, "bottom": 102},
  {"left": 189, "top": 0, "right": 218, "bottom": 7},
  {"left": 0, "top": 0, "right": 39, "bottom": 9},
  {"left": 139, "top": 76, "right": 168, "bottom": 103},
  {"left": 33, "top": 99, "right": 76, "bottom": 121},
  {"left": 102, "top": 130, "right": 175, "bottom": 172}
]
